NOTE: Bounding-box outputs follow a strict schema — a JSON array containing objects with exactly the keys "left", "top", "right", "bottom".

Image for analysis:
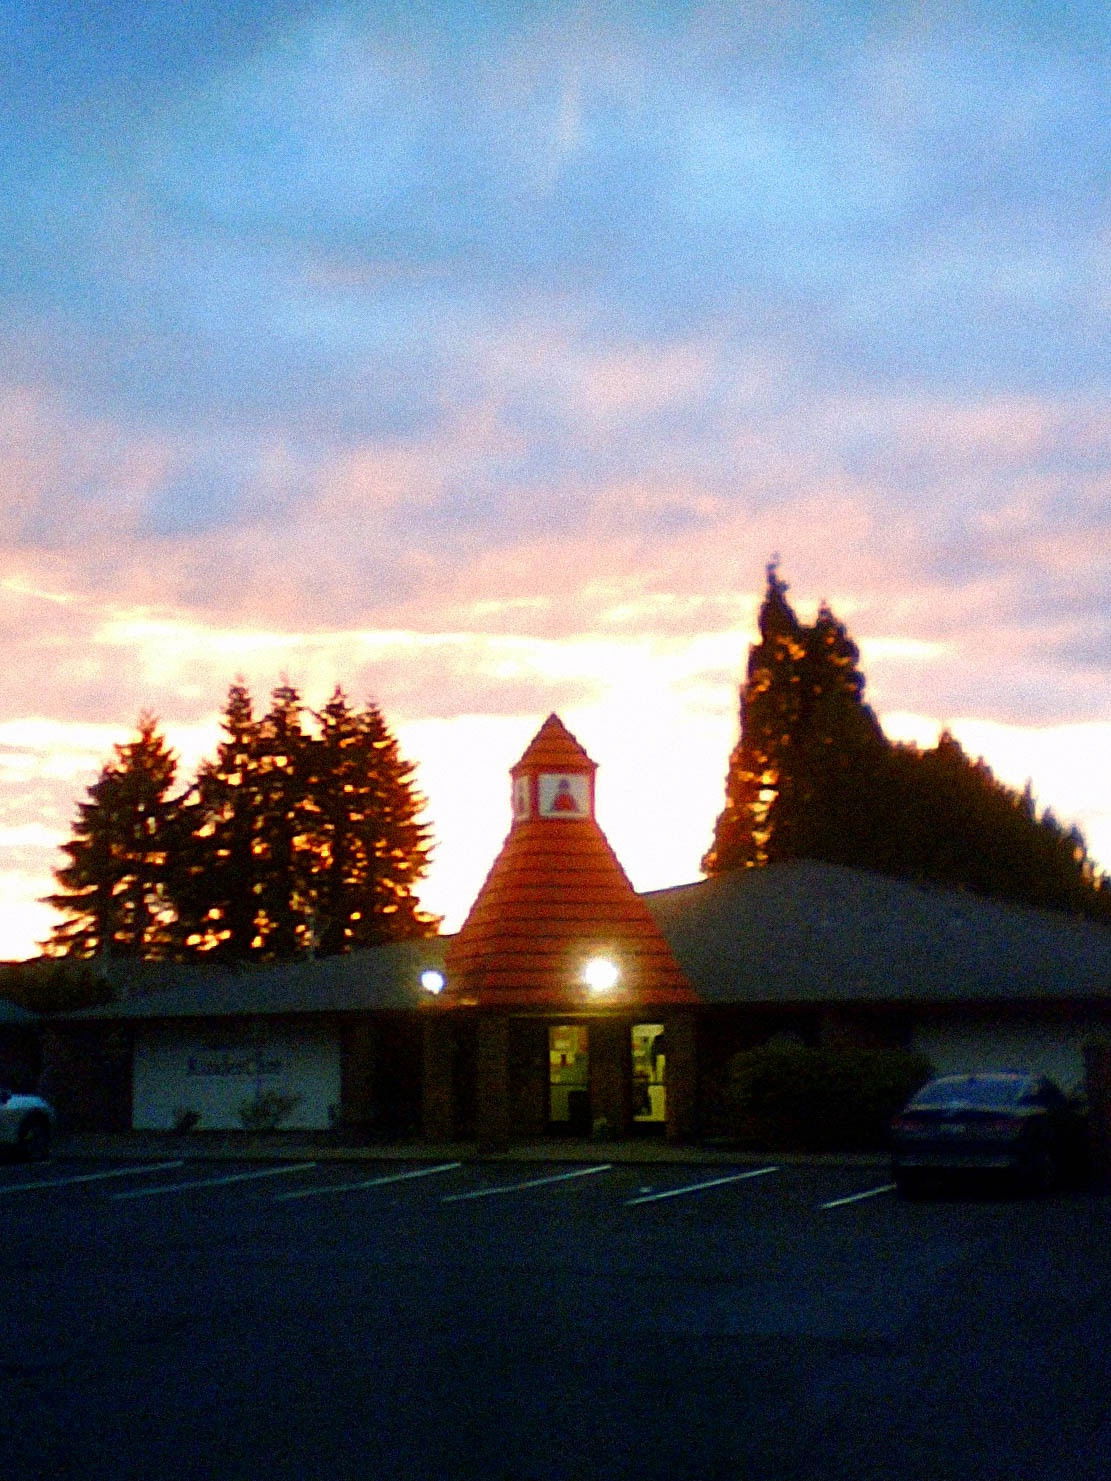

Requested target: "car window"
[{"left": 910, "top": 1075, "right": 1031, "bottom": 1109}]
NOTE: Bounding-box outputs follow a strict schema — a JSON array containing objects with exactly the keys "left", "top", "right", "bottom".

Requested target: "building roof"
[
  {"left": 443, "top": 714, "right": 695, "bottom": 1008},
  {"left": 510, "top": 713, "right": 596, "bottom": 776},
  {"left": 60, "top": 937, "right": 448, "bottom": 1022},
  {"left": 644, "top": 860, "right": 1111, "bottom": 1005},
  {"left": 52, "top": 862, "right": 1111, "bottom": 1025}
]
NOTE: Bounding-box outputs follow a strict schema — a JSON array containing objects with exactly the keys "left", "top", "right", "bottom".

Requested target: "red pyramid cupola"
[
  {"left": 441, "top": 714, "right": 697, "bottom": 1009},
  {"left": 510, "top": 712, "right": 597, "bottom": 824}
]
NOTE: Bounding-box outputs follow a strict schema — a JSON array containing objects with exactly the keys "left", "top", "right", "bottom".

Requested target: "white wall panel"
[
  {"left": 133, "top": 1023, "right": 341, "bottom": 1131},
  {"left": 910, "top": 1016, "right": 1096, "bottom": 1092}
]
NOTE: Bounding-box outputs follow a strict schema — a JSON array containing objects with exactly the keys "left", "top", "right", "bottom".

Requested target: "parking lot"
[{"left": 3, "top": 1154, "right": 1110, "bottom": 1481}]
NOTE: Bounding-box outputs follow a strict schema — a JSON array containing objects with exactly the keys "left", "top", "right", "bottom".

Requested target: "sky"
[{"left": 1, "top": 0, "right": 1108, "bottom": 958}]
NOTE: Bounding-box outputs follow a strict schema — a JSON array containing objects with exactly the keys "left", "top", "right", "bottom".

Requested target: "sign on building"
[{"left": 133, "top": 1023, "right": 341, "bottom": 1131}]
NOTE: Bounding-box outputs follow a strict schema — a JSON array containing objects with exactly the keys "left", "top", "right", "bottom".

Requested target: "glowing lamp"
[
  {"left": 420, "top": 969, "right": 445, "bottom": 995},
  {"left": 582, "top": 957, "right": 619, "bottom": 993}
]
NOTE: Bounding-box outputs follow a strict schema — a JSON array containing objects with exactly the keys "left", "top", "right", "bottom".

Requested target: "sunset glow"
[{"left": 1, "top": 3, "right": 1106, "bottom": 957}]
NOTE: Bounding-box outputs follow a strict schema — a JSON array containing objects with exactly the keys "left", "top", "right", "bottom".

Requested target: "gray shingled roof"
[
  {"left": 54, "top": 863, "right": 1111, "bottom": 1021},
  {"left": 644, "top": 860, "right": 1111, "bottom": 1005},
  {"left": 63, "top": 937, "right": 448, "bottom": 1021}
]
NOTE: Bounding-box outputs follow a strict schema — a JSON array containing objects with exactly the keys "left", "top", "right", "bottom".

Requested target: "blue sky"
[{"left": 0, "top": 1, "right": 1108, "bottom": 954}]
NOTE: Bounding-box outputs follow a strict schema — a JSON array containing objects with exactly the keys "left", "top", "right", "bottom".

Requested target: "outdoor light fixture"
[
  {"left": 582, "top": 957, "right": 619, "bottom": 993},
  {"left": 420, "top": 970, "right": 445, "bottom": 995}
]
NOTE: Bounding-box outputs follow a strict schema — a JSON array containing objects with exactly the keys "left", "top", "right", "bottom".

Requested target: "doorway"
[
  {"left": 548, "top": 1024, "right": 590, "bottom": 1134},
  {"left": 632, "top": 1023, "right": 666, "bottom": 1127}
]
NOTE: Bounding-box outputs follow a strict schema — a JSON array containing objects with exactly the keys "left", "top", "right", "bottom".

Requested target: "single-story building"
[
  {"left": 43, "top": 939, "right": 444, "bottom": 1134},
  {"left": 645, "top": 859, "right": 1111, "bottom": 1095},
  {"left": 44, "top": 715, "right": 1111, "bottom": 1142}
]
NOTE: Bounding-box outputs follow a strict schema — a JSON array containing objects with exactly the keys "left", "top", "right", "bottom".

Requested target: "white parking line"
[
  {"left": 274, "top": 1161, "right": 462, "bottom": 1202},
  {"left": 442, "top": 1164, "right": 613, "bottom": 1202},
  {"left": 0, "top": 1160, "right": 186, "bottom": 1194},
  {"left": 624, "top": 1166, "right": 779, "bottom": 1206},
  {"left": 820, "top": 1182, "right": 897, "bottom": 1210},
  {"left": 111, "top": 1162, "right": 318, "bottom": 1200}
]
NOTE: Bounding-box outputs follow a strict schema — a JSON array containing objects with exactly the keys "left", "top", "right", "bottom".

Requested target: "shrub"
[
  {"left": 238, "top": 1090, "right": 302, "bottom": 1131},
  {"left": 723, "top": 1043, "right": 933, "bottom": 1151}
]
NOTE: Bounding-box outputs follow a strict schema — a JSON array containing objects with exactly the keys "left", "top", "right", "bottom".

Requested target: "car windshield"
[{"left": 910, "top": 1075, "right": 1032, "bottom": 1109}]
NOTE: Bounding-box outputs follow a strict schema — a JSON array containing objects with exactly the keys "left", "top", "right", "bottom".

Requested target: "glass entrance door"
[
  {"left": 631, "top": 1023, "right": 666, "bottom": 1125},
  {"left": 548, "top": 1024, "right": 590, "bottom": 1133}
]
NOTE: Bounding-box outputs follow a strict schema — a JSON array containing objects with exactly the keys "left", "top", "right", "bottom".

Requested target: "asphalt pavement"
[
  {"left": 54, "top": 1129, "right": 891, "bottom": 1167},
  {"left": 3, "top": 1150, "right": 1109, "bottom": 1481}
]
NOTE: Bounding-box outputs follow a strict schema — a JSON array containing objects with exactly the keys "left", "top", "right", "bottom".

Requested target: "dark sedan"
[{"left": 890, "top": 1071, "right": 1086, "bottom": 1195}]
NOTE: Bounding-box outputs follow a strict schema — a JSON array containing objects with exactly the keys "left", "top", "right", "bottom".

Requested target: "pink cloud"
[{"left": 0, "top": 385, "right": 171, "bottom": 551}]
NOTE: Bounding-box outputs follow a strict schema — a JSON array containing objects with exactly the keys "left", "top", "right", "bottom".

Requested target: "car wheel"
[{"left": 16, "top": 1114, "right": 50, "bottom": 1162}]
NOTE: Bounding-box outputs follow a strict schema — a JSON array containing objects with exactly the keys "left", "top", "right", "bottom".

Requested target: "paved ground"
[
  {"left": 53, "top": 1130, "right": 892, "bottom": 1167},
  {"left": 3, "top": 1153, "right": 1109, "bottom": 1481}
]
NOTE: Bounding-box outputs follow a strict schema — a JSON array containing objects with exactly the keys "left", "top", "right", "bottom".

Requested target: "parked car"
[
  {"left": 890, "top": 1071, "right": 1087, "bottom": 1196},
  {"left": 0, "top": 1087, "right": 55, "bottom": 1161}
]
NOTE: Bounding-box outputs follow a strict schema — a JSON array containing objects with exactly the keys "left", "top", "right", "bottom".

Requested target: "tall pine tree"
[
  {"left": 702, "top": 562, "right": 806, "bottom": 872},
  {"left": 171, "top": 681, "right": 263, "bottom": 960},
  {"left": 44, "top": 714, "right": 180, "bottom": 959},
  {"left": 304, "top": 688, "right": 438, "bottom": 953},
  {"left": 168, "top": 680, "right": 439, "bottom": 961},
  {"left": 775, "top": 603, "right": 887, "bottom": 865},
  {"left": 705, "top": 566, "right": 1111, "bottom": 921},
  {"left": 249, "top": 680, "right": 312, "bottom": 959},
  {"left": 173, "top": 681, "right": 314, "bottom": 961}
]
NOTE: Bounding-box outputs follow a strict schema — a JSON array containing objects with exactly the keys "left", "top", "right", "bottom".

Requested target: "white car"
[{"left": 0, "top": 1088, "right": 55, "bottom": 1160}]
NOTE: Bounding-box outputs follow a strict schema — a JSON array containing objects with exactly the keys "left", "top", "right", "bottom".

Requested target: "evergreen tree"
[
  {"left": 873, "top": 733, "right": 1111, "bottom": 919},
  {"left": 171, "top": 681, "right": 262, "bottom": 960},
  {"left": 173, "top": 681, "right": 316, "bottom": 961},
  {"left": 304, "top": 688, "right": 439, "bottom": 952},
  {"left": 775, "top": 603, "right": 887, "bottom": 866},
  {"left": 169, "top": 680, "right": 439, "bottom": 962},
  {"left": 706, "top": 566, "right": 1111, "bottom": 922},
  {"left": 249, "top": 680, "right": 312, "bottom": 959},
  {"left": 702, "top": 562, "right": 806, "bottom": 872},
  {"left": 43, "top": 714, "right": 180, "bottom": 959}
]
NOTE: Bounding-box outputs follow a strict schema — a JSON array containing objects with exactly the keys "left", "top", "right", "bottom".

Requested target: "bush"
[
  {"left": 723, "top": 1042, "right": 933, "bottom": 1151},
  {"left": 237, "top": 1090, "right": 302, "bottom": 1131}
]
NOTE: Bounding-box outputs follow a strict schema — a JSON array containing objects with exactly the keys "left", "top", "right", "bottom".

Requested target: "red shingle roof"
[
  {"left": 510, "top": 713, "right": 596, "bottom": 776},
  {"left": 442, "top": 716, "right": 697, "bottom": 1009}
]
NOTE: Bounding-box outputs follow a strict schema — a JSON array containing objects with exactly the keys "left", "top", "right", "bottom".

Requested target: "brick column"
[
  {"left": 508, "top": 1018, "right": 549, "bottom": 1139},
  {"left": 476, "top": 1014, "right": 511, "bottom": 1152},
  {"left": 340, "top": 1021, "right": 375, "bottom": 1131},
  {"left": 421, "top": 1015, "right": 455, "bottom": 1142},
  {"left": 590, "top": 1017, "right": 631, "bottom": 1138},
  {"left": 665, "top": 1013, "right": 698, "bottom": 1144},
  {"left": 1084, "top": 1041, "right": 1111, "bottom": 1189}
]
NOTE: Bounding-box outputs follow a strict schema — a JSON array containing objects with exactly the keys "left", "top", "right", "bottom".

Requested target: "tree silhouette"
[
  {"left": 171, "top": 681, "right": 264, "bottom": 960},
  {"left": 249, "top": 680, "right": 312, "bottom": 959},
  {"left": 304, "top": 688, "right": 439, "bottom": 953},
  {"left": 168, "top": 680, "right": 439, "bottom": 961},
  {"left": 47, "top": 680, "right": 441, "bottom": 965},
  {"left": 768, "top": 600, "right": 887, "bottom": 866},
  {"left": 702, "top": 562, "right": 805, "bottom": 871},
  {"left": 44, "top": 714, "right": 180, "bottom": 959},
  {"left": 706, "top": 567, "right": 1111, "bottom": 921}
]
